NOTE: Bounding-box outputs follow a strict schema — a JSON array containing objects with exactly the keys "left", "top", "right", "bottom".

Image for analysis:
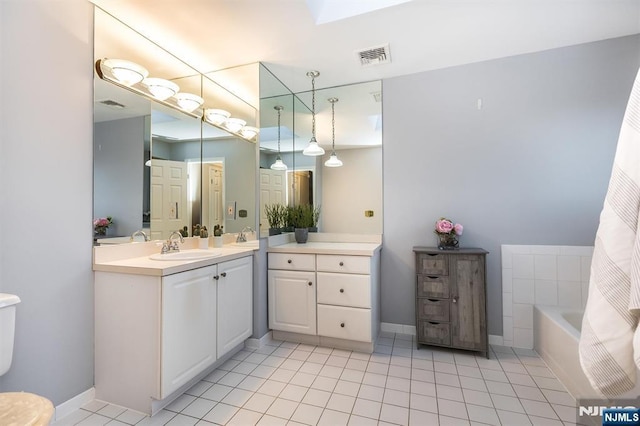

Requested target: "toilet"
[{"left": 0, "top": 294, "right": 54, "bottom": 426}]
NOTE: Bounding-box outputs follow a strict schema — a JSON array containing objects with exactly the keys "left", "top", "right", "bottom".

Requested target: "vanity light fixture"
[
  {"left": 143, "top": 77, "right": 179, "bottom": 101},
  {"left": 302, "top": 71, "right": 325, "bottom": 156},
  {"left": 270, "top": 105, "right": 288, "bottom": 171},
  {"left": 101, "top": 59, "right": 148, "bottom": 86},
  {"left": 324, "top": 97, "right": 343, "bottom": 168},
  {"left": 204, "top": 109, "right": 231, "bottom": 126},
  {"left": 224, "top": 117, "right": 246, "bottom": 133},
  {"left": 240, "top": 126, "right": 259, "bottom": 141},
  {"left": 175, "top": 92, "right": 204, "bottom": 112}
]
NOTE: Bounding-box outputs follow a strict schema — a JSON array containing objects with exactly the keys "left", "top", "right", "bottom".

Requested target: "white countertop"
[
  {"left": 267, "top": 238, "right": 381, "bottom": 256},
  {"left": 93, "top": 237, "right": 258, "bottom": 277}
]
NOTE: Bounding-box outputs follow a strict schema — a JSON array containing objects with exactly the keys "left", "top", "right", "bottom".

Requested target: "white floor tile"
[
  {"left": 521, "top": 399, "right": 560, "bottom": 419},
  {"left": 326, "top": 393, "right": 356, "bottom": 413},
  {"left": 362, "top": 372, "right": 387, "bottom": 388},
  {"left": 411, "top": 368, "right": 435, "bottom": 383},
  {"left": 165, "top": 394, "right": 197, "bottom": 412},
  {"left": 82, "top": 401, "right": 108, "bottom": 412},
  {"left": 466, "top": 404, "right": 500, "bottom": 425},
  {"left": 311, "top": 375, "right": 338, "bottom": 392},
  {"left": 244, "top": 393, "right": 276, "bottom": 413},
  {"left": 185, "top": 380, "right": 214, "bottom": 397},
  {"left": 410, "top": 380, "right": 437, "bottom": 397},
  {"left": 301, "top": 388, "right": 331, "bottom": 407},
  {"left": 438, "top": 415, "right": 471, "bottom": 425},
  {"left": 513, "top": 383, "right": 546, "bottom": 402},
  {"left": 382, "top": 389, "right": 410, "bottom": 407},
  {"left": 408, "top": 409, "right": 438, "bottom": 426},
  {"left": 542, "top": 388, "right": 576, "bottom": 406},
  {"left": 251, "top": 365, "right": 277, "bottom": 379},
  {"left": 435, "top": 372, "right": 461, "bottom": 387},
  {"left": 218, "top": 371, "right": 247, "bottom": 387},
  {"left": 165, "top": 414, "right": 199, "bottom": 426},
  {"left": 340, "top": 368, "right": 365, "bottom": 383},
  {"left": 258, "top": 379, "right": 287, "bottom": 397},
  {"left": 201, "top": 383, "right": 234, "bottom": 401},
  {"left": 459, "top": 375, "right": 487, "bottom": 392},
  {"left": 74, "top": 413, "right": 112, "bottom": 426},
  {"left": 227, "top": 408, "right": 263, "bottom": 425},
  {"left": 318, "top": 409, "right": 350, "bottom": 426},
  {"left": 485, "top": 380, "right": 516, "bottom": 397},
  {"left": 256, "top": 414, "right": 288, "bottom": 426},
  {"left": 351, "top": 398, "right": 382, "bottom": 419},
  {"left": 221, "top": 388, "right": 254, "bottom": 407},
  {"left": 136, "top": 410, "right": 176, "bottom": 426},
  {"left": 358, "top": 384, "right": 385, "bottom": 402},
  {"left": 299, "top": 361, "right": 323, "bottom": 375},
  {"left": 379, "top": 403, "right": 409, "bottom": 426},
  {"left": 456, "top": 365, "right": 482, "bottom": 379},
  {"left": 463, "top": 388, "right": 494, "bottom": 407},
  {"left": 54, "top": 409, "right": 92, "bottom": 426},
  {"left": 409, "top": 393, "right": 437, "bottom": 413},
  {"left": 490, "top": 394, "right": 525, "bottom": 413},
  {"left": 347, "top": 414, "right": 378, "bottom": 426},
  {"left": 436, "top": 384, "right": 464, "bottom": 402},
  {"left": 265, "top": 398, "right": 298, "bottom": 420},
  {"left": 497, "top": 409, "right": 533, "bottom": 425},
  {"left": 438, "top": 399, "right": 469, "bottom": 420},
  {"left": 181, "top": 398, "right": 217, "bottom": 418},
  {"left": 290, "top": 403, "right": 324, "bottom": 424},
  {"left": 238, "top": 375, "right": 267, "bottom": 392},
  {"left": 279, "top": 384, "right": 308, "bottom": 402},
  {"left": 386, "top": 376, "right": 410, "bottom": 392},
  {"left": 96, "top": 405, "right": 126, "bottom": 419},
  {"left": 334, "top": 380, "right": 361, "bottom": 397}
]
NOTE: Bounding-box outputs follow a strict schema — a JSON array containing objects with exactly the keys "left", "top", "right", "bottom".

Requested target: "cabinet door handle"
[
  {"left": 287, "top": 259, "right": 292, "bottom": 264},
  {"left": 213, "top": 275, "right": 220, "bottom": 280},
  {"left": 452, "top": 296, "right": 458, "bottom": 303},
  {"left": 427, "top": 298, "right": 438, "bottom": 302},
  {"left": 340, "top": 322, "right": 345, "bottom": 328},
  {"left": 308, "top": 281, "right": 313, "bottom": 286},
  {"left": 339, "top": 289, "right": 344, "bottom": 293},
  {"left": 427, "top": 276, "right": 439, "bottom": 279},
  {"left": 428, "top": 321, "right": 439, "bottom": 325},
  {"left": 220, "top": 272, "right": 227, "bottom": 278},
  {"left": 427, "top": 254, "right": 438, "bottom": 257},
  {"left": 339, "top": 261, "right": 344, "bottom": 266}
]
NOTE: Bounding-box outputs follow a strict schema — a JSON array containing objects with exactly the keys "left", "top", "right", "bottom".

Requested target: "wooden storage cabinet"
[{"left": 413, "top": 247, "right": 489, "bottom": 358}]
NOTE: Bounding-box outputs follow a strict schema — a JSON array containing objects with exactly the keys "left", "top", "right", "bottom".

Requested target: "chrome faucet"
[
  {"left": 236, "top": 227, "right": 254, "bottom": 243},
  {"left": 130, "top": 230, "right": 149, "bottom": 242},
  {"left": 161, "top": 231, "right": 184, "bottom": 254}
]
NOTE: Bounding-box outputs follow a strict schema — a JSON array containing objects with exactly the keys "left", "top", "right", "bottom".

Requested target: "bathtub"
[{"left": 533, "top": 305, "right": 640, "bottom": 400}]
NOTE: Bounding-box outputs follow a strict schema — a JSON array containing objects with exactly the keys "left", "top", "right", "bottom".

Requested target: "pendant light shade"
[
  {"left": 101, "top": 59, "right": 148, "bottom": 86},
  {"left": 303, "top": 71, "right": 325, "bottom": 156},
  {"left": 175, "top": 92, "right": 204, "bottom": 112},
  {"left": 270, "top": 105, "right": 288, "bottom": 170},
  {"left": 143, "top": 77, "right": 179, "bottom": 101},
  {"left": 324, "top": 97, "right": 343, "bottom": 167}
]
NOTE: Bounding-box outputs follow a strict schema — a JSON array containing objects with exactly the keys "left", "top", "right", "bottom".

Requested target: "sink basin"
[
  {"left": 230, "top": 241, "right": 259, "bottom": 248},
  {"left": 149, "top": 249, "right": 223, "bottom": 261}
]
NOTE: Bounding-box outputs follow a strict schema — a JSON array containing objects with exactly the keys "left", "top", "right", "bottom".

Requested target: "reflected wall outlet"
[{"left": 365, "top": 210, "right": 374, "bottom": 217}]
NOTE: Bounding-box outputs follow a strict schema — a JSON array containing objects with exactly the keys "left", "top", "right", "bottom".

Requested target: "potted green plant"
[
  {"left": 282, "top": 205, "right": 295, "bottom": 233},
  {"left": 292, "top": 204, "right": 314, "bottom": 243},
  {"left": 265, "top": 204, "right": 282, "bottom": 236}
]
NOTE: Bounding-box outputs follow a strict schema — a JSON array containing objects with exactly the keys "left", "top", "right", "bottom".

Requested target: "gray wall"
[
  {"left": 0, "top": 0, "right": 94, "bottom": 405},
  {"left": 94, "top": 117, "right": 145, "bottom": 236},
  {"left": 382, "top": 35, "right": 640, "bottom": 334}
]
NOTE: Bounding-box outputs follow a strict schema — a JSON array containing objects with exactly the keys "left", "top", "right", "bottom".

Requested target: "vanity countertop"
[
  {"left": 93, "top": 238, "right": 258, "bottom": 277},
  {"left": 267, "top": 241, "right": 381, "bottom": 256}
]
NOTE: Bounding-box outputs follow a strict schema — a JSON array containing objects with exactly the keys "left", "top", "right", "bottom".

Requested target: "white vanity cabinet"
[
  {"left": 267, "top": 253, "right": 316, "bottom": 335},
  {"left": 95, "top": 254, "right": 253, "bottom": 415},
  {"left": 267, "top": 243, "right": 381, "bottom": 352}
]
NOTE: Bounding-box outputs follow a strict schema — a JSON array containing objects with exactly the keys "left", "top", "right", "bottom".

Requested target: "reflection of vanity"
[
  {"left": 93, "top": 239, "right": 256, "bottom": 415},
  {"left": 267, "top": 233, "right": 381, "bottom": 353}
]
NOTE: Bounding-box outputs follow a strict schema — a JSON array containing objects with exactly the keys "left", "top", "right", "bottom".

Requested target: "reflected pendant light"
[
  {"left": 143, "top": 77, "right": 179, "bottom": 101},
  {"left": 270, "top": 105, "right": 288, "bottom": 171},
  {"left": 302, "top": 71, "right": 325, "bottom": 156},
  {"left": 175, "top": 92, "right": 204, "bottom": 112},
  {"left": 324, "top": 97, "right": 343, "bottom": 167}
]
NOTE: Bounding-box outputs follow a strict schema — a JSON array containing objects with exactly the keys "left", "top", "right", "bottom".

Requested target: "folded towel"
[{"left": 579, "top": 68, "right": 640, "bottom": 396}]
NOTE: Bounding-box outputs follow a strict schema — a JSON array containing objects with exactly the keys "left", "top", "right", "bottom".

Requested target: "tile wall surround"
[{"left": 501, "top": 245, "right": 593, "bottom": 349}]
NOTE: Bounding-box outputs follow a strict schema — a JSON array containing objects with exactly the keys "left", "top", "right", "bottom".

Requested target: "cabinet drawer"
[
  {"left": 417, "top": 321, "right": 451, "bottom": 346},
  {"left": 416, "top": 253, "right": 448, "bottom": 275},
  {"left": 416, "top": 298, "right": 449, "bottom": 322},
  {"left": 317, "top": 255, "right": 370, "bottom": 274},
  {"left": 269, "top": 253, "right": 315, "bottom": 271},
  {"left": 317, "top": 305, "right": 371, "bottom": 342},
  {"left": 317, "top": 272, "right": 371, "bottom": 308},
  {"left": 417, "top": 275, "right": 450, "bottom": 298}
]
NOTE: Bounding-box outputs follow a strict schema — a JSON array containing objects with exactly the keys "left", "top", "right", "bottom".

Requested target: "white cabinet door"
[
  {"left": 217, "top": 256, "right": 253, "bottom": 358},
  {"left": 162, "top": 265, "right": 217, "bottom": 397},
  {"left": 268, "top": 269, "right": 316, "bottom": 335}
]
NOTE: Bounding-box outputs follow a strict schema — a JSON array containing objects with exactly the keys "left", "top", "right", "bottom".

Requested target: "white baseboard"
[
  {"left": 245, "top": 331, "right": 273, "bottom": 350},
  {"left": 489, "top": 335, "right": 504, "bottom": 346},
  {"left": 380, "top": 322, "right": 416, "bottom": 335},
  {"left": 54, "top": 387, "right": 95, "bottom": 421}
]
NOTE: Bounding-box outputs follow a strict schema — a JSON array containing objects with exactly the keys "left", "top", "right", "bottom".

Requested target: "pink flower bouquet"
[{"left": 434, "top": 217, "right": 463, "bottom": 249}]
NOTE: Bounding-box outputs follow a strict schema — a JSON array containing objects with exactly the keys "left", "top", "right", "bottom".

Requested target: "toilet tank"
[{"left": 0, "top": 294, "right": 20, "bottom": 376}]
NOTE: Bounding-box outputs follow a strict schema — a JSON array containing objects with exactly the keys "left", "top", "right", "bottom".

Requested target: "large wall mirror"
[
  {"left": 94, "top": 8, "right": 257, "bottom": 242},
  {"left": 258, "top": 66, "right": 383, "bottom": 235}
]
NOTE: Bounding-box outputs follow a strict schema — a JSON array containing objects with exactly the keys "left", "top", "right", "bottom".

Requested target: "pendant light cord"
[{"left": 311, "top": 74, "right": 316, "bottom": 139}]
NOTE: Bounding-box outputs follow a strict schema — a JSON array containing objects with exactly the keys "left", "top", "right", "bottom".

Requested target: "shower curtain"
[{"left": 579, "top": 68, "right": 640, "bottom": 396}]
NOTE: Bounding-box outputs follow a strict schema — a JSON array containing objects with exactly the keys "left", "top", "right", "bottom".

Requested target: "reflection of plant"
[
  {"left": 312, "top": 205, "right": 321, "bottom": 227},
  {"left": 290, "top": 205, "right": 315, "bottom": 229},
  {"left": 94, "top": 216, "right": 113, "bottom": 235},
  {"left": 265, "top": 204, "right": 282, "bottom": 228}
]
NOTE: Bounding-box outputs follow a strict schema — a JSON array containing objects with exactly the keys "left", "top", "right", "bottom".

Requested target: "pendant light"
[
  {"left": 324, "top": 97, "right": 343, "bottom": 167},
  {"left": 302, "top": 71, "right": 325, "bottom": 156},
  {"left": 270, "top": 105, "right": 288, "bottom": 171}
]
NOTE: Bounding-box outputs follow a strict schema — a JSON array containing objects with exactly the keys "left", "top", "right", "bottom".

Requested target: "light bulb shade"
[
  {"left": 143, "top": 78, "right": 179, "bottom": 101},
  {"left": 240, "top": 126, "right": 259, "bottom": 140},
  {"left": 102, "top": 59, "right": 148, "bottom": 86},
  {"left": 324, "top": 152, "right": 343, "bottom": 167},
  {"left": 303, "top": 138, "right": 325, "bottom": 156},
  {"left": 175, "top": 92, "right": 204, "bottom": 112},
  {"left": 204, "top": 109, "right": 231, "bottom": 125},
  {"left": 225, "top": 117, "right": 246, "bottom": 133},
  {"left": 270, "top": 156, "right": 288, "bottom": 171}
]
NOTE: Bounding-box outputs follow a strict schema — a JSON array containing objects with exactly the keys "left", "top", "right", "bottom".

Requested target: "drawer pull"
[
  {"left": 427, "top": 254, "right": 438, "bottom": 257},
  {"left": 340, "top": 322, "right": 345, "bottom": 328},
  {"left": 428, "top": 321, "right": 439, "bottom": 325},
  {"left": 339, "top": 289, "right": 344, "bottom": 293},
  {"left": 427, "top": 276, "right": 439, "bottom": 279},
  {"left": 308, "top": 282, "right": 313, "bottom": 286},
  {"left": 287, "top": 259, "right": 292, "bottom": 264},
  {"left": 427, "top": 298, "right": 439, "bottom": 302},
  {"left": 339, "top": 261, "right": 344, "bottom": 266},
  {"left": 220, "top": 272, "right": 227, "bottom": 277}
]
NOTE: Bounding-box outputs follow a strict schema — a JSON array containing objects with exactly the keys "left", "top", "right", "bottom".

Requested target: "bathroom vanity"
[
  {"left": 93, "top": 239, "right": 256, "bottom": 415},
  {"left": 267, "top": 234, "right": 381, "bottom": 353}
]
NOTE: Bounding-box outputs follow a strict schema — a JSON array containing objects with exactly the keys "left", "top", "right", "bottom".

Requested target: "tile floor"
[{"left": 53, "top": 332, "right": 578, "bottom": 426}]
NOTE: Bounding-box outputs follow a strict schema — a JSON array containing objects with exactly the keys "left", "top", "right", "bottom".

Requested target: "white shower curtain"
[{"left": 579, "top": 68, "right": 640, "bottom": 396}]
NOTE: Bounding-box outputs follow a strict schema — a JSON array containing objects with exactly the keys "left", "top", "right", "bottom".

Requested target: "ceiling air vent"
[
  {"left": 356, "top": 44, "right": 391, "bottom": 67},
  {"left": 97, "top": 99, "right": 126, "bottom": 109}
]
